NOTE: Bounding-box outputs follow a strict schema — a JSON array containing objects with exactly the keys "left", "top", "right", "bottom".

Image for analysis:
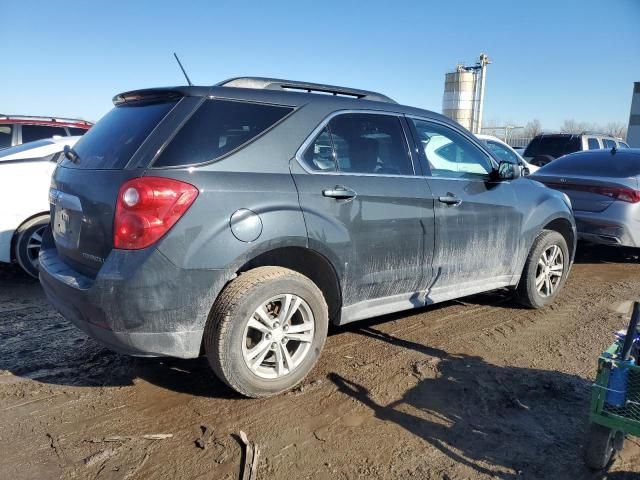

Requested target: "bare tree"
[
  {"left": 604, "top": 122, "right": 627, "bottom": 139},
  {"left": 560, "top": 119, "right": 581, "bottom": 133},
  {"left": 524, "top": 119, "right": 542, "bottom": 138}
]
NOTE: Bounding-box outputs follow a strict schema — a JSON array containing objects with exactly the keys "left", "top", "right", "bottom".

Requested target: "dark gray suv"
[{"left": 39, "top": 77, "right": 576, "bottom": 397}]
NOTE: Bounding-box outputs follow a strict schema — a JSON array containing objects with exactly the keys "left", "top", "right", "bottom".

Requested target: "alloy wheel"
[
  {"left": 535, "top": 244, "right": 564, "bottom": 297},
  {"left": 26, "top": 225, "right": 46, "bottom": 271},
  {"left": 241, "top": 294, "right": 315, "bottom": 379}
]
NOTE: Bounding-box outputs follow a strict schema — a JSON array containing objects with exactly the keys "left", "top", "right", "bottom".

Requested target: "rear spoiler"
[{"left": 112, "top": 87, "right": 210, "bottom": 106}]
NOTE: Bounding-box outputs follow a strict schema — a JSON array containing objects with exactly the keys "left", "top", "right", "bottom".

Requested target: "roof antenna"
[{"left": 173, "top": 52, "right": 193, "bottom": 86}]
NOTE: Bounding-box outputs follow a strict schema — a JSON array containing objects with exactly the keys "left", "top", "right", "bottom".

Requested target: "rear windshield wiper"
[{"left": 63, "top": 144, "right": 80, "bottom": 163}]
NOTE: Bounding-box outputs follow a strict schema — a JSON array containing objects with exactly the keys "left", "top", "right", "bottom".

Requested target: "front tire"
[
  {"left": 516, "top": 229, "right": 569, "bottom": 308},
  {"left": 13, "top": 214, "right": 49, "bottom": 279},
  {"left": 204, "top": 267, "right": 329, "bottom": 398}
]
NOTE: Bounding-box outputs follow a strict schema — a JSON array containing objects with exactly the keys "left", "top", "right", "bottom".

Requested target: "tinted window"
[
  {"left": 327, "top": 114, "right": 413, "bottom": 175},
  {"left": 0, "top": 125, "right": 12, "bottom": 149},
  {"left": 603, "top": 139, "right": 616, "bottom": 149},
  {"left": 411, "top": 119, "right": 492, "bottom": 177},
  {"left": 485, "top": 140, "right": 520, "bottom": 164},
  {"left": 22, "top": 125, "right": 67, "bottom": 143},
  {"left": 154, "top": 100, "right": 293, "bottom": 167},
  {"left": 68, "top": 127, "right": 89, "bottom": 136},
  {"left": 62, "top": 101, "right": 177, "bottom": 169},
  {"left": 523, "top": 136, "right": 581, "bottom": 158},
  {"left": 618, "top": 141, "right": 630, "bottom": 148},
  {"left": 538, "top": 152, "right": 640, "bottom": 178},
  {"left": 587, "top": 138, "right": 601, "bottom": 150},
  {"left": 303, "top": 127, "right": 335, "bottom": 172}
]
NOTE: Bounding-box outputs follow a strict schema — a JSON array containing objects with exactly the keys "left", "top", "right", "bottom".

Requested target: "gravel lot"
[{"left": 1, "top": 245, "right": 640, "bottom": 479}]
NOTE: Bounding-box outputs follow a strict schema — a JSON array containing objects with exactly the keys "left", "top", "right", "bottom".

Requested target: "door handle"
[
  {"left": 322, "top": 186, "right": 357, "bottom": 200},
  {"left": 438, "top": 195, "right": 462, "bottom": 206}
]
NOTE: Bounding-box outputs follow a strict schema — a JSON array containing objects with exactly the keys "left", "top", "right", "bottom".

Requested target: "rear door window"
[
  {"left": 0, "top": 125, "right": 12, "bottom": 149},
  {"left": 587, "top": 138, "right": 601, "bottom": 150},
  {"left": 603, "top": 139, "right": 616, "bottom": 149},
  {"left": 61, "top": 101, "right": 177, "bottom": 169},
  {"left": 22, "top": 125, "right": 67, "bottom": 143},
  {"left": 303, "top": 127, "right": 336, "bottom": 172},
  {"left": 154, "top": 100, "right": 293, "bottom": 167},
  {"left": 327, "top": 113, "right": 414, "bottom": 175}
]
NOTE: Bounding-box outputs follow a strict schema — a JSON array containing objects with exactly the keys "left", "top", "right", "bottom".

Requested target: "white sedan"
[
  {"left": 476, "top": 134, "right": 539, "bottom": 174},
  {"left": 0, "top": 136, "right": 80, "bottom": 277}
]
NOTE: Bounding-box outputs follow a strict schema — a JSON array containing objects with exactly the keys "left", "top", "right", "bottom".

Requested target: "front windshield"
[{"left": 485, "top": 140, "right": 520, "bottom": 164}]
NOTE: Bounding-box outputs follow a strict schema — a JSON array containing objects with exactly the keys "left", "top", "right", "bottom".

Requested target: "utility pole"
[{"left": 475, "top": 53, "right": 491, "bottom": 134}]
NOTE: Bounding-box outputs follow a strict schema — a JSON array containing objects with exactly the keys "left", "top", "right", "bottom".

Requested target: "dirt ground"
[{"left": 1, "top": 246, "right": 640, "bottom": 480}]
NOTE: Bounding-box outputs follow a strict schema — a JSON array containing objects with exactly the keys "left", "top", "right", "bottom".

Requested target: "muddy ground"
[{"left": 1, "top": 246, "right": 640, "bottom": 480}]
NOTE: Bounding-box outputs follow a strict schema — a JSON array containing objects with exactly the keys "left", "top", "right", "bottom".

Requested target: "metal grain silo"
[
  {"left": 442, "top": 67, "right": 476, "bottom": 132},
  {"left": 442, "top": 53, "right": 490, "bottom": 134}
]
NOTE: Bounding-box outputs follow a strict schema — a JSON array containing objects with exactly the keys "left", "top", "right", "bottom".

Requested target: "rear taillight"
[
  {"left": 114, "top": 177, "right": 198, "bottom": 249},
  {"left": 545, "top": 182, "right": 640, "bottom": 204}
]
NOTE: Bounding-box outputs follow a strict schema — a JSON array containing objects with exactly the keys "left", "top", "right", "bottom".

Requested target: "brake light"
[
  {"left": 545, "top": 182, "right": 640, "bottom": 204},
  {"left": 114, "top": 177, "right": 198, "bottom": 249}
]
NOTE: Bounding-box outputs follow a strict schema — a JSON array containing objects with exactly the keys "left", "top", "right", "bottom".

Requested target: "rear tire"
[
  {"left": 13, "top": 214, "right": 49, "bottom": 279},
  {"left": 516, "top": 229, "right": 569, "bottom": 308},
  {"left": 204, "top": 266, "right": 329, "bottom": 398},
  {"left": 585, "top": 423, "right": 617, "bottom": 470}
]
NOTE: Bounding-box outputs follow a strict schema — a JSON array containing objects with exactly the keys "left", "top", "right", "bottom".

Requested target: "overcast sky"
[{"left": 3, "top": 0, "right": 639, "bottom": 129}]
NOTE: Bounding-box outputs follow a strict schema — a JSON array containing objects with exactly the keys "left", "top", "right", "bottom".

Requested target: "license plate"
[{"left": 51, "top": 191, "right": 83, "bottom": 250}]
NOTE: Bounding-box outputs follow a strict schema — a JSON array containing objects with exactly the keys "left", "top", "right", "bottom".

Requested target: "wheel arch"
[
  {"left": 543, "top": 217, "right": 576, "bottom": 259},
  {"left": 237, "top": 246, "right": 343, "bottom": 323},
  {"left": 10, "top": 211, "right": 50, "bottom": 262}
]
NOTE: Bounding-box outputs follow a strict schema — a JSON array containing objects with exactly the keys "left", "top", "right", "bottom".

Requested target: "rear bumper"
[
  {"left": 575, "top": 210, "right": 640, "bottom": 248},
  {"left": 39, "top": 229, "right": 232, "bottom": 358}
]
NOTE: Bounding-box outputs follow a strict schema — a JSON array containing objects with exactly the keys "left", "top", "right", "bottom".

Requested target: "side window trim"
[
  {"left": 296, "top": 109, "right": 418, "bottom": 178},
  {"left": 405, "top": 115, "right": 497, "bottom": 180}
]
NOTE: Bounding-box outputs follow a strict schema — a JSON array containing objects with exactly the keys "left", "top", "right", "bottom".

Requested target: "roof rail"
[
  {"left": 0, "top": 114, "right": 93, "bottom": 125},
  {"left": 579, "top": 131, "right": 612, "bottom": 137},
  {"left": 216, "top": 77, "right": 396, "bottom": 104}
]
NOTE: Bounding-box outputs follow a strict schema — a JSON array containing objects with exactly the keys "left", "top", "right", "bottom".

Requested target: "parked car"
[
  {"left": 524, "top": 133, "right": 629, "bottom": 167},
  {"left": 476, "top": 134, "right": 539, "bottom": 174},
  {"left": 0, "top": 114, "right": 91, "bottom": 150},
  {"left": 531, "top": 149, "right": 640, "bottom": 248},
  {"left": 0, "top": 137, "right": 81, "bottom": 277},
  {"left": 39, "top": 77, "right": 576, "bottom": 397}
]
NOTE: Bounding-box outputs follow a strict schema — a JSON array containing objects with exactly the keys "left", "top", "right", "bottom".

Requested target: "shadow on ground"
[{"left": 330, "top": 326, "right": 633, "bottom": 479}]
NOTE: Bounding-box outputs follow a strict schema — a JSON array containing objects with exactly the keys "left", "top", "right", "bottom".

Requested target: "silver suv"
[{"left": 524, "top": 132, "right": 629, "bottom": 167}]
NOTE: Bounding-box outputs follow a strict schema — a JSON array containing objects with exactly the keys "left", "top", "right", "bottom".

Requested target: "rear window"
[
  {"left": 524, "top": 136, "right": 581, "bottom": 158},
  {"left": 61, "top": 101, "right": 176, "bottom": 169},
  {"left": 538, "top": 152, "right": 640, "bottom": 178},
  {"left": 22, "top": 125, "right": 67, "bottom": 143},
  {"left": 153, "top": 99, "right": 293, "bottom": 167}
]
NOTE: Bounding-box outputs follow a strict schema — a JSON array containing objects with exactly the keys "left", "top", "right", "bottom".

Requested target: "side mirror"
[{"left": 497, "top": 160, "right": 521, "bottom": 181}]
